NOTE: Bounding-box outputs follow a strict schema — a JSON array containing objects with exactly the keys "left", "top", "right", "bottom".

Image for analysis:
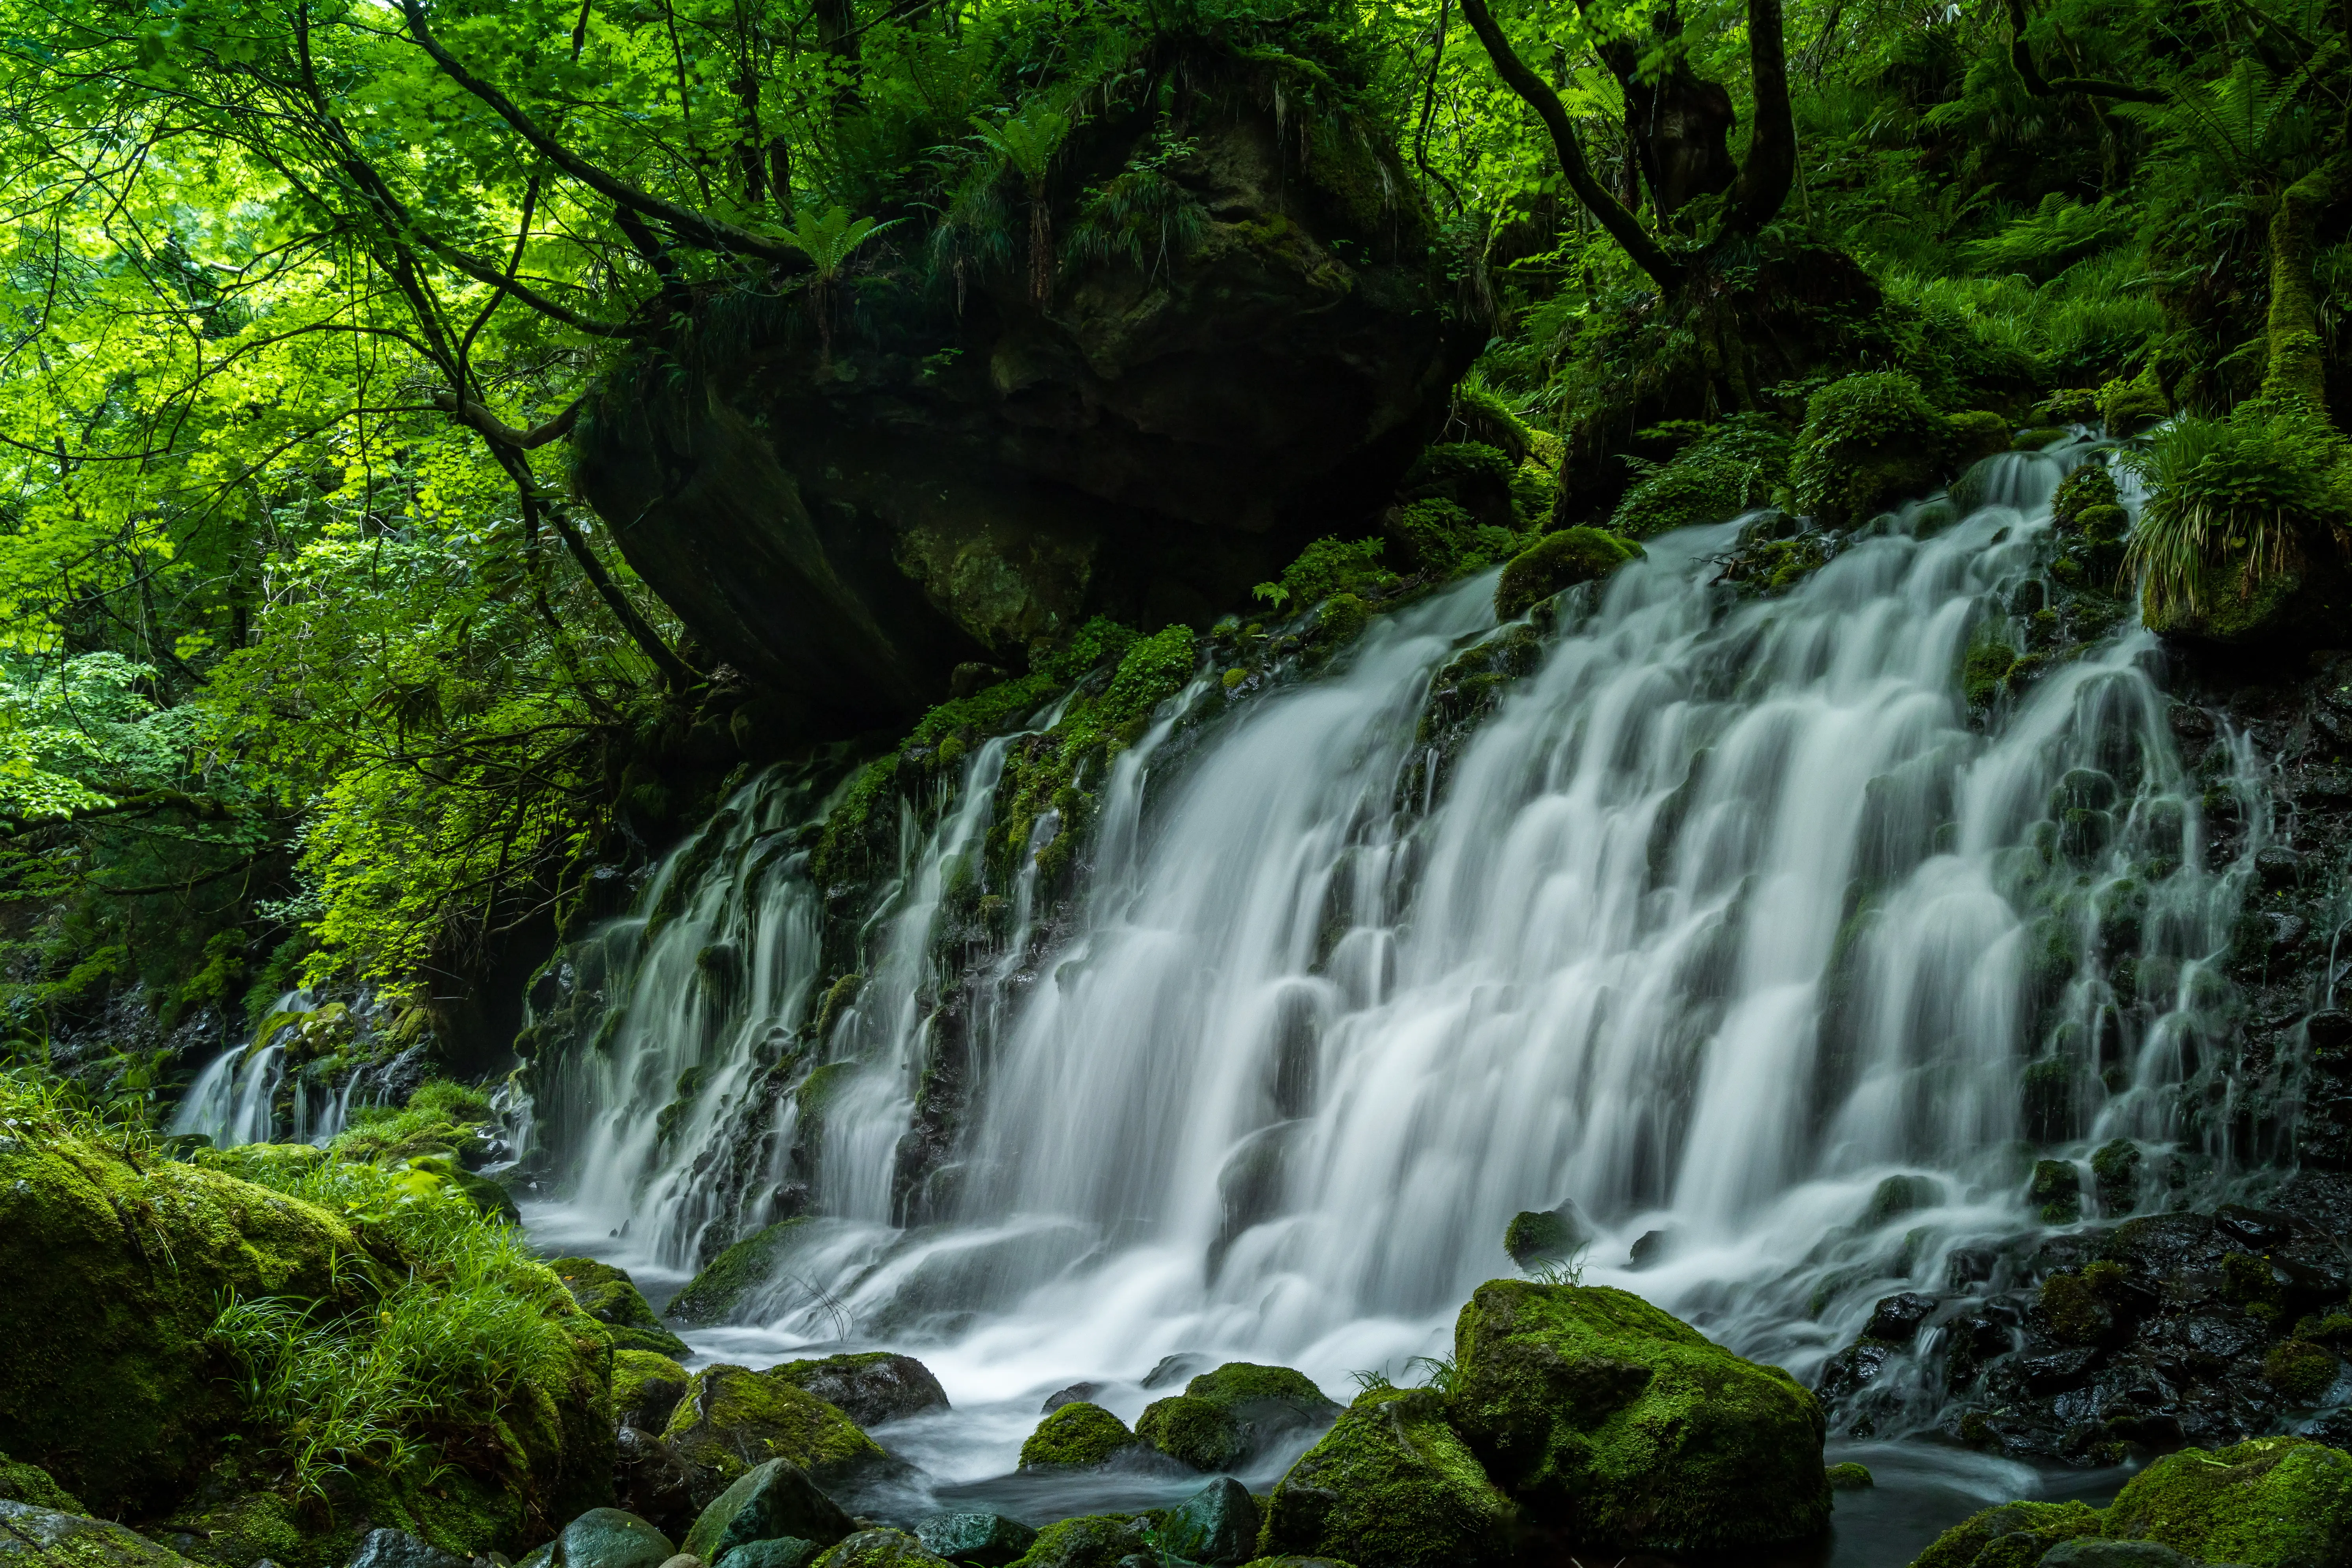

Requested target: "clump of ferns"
[
  {"left": 2118, "top": 398, "right": 2352, "bottom": 618},
  {"left": 926, "top": 162, "right": 1019, "bottom": 313},
  {"left": 1063, "top": 137, "right": 1208, "bottom": 284}
]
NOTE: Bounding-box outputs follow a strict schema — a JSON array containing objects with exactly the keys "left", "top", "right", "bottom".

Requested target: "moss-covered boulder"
[
  {"left": 1447, "top": 1281, "right": 1829, "bottom": 1550},
  {"left": 615, "top": 1350, "right": 692, "bottom": 1434},
  {"left": 1138, "top": 1364, "right": 1342, "bottom": 1472},
  {"left": 2103, "top": 1437, "right": 2352, "bottom": 1567},
  {"left": 554, "top": 1259, "right": 693, "bottom": 1358},
  {"left": 1017, "top": 1402, "right": 1138, "bottom": 1469},
  {"left": 680, "top": 1458, "right": 855, "bottom": 1563},
  {"left": 770, "top": 1353, "right": 948, "bottom": 1428},
  {"left": 1608, "top": 415, "right": 1793, "bottom": 539},
  {"left": 810, "top": 1531, "right": 955, "bottom": 1568},
  {"left": 1137, "top": 1394, "right": 1244, "bottom": 1471},
  {"left": 1909, "top": 1500, "right": 2105, "bottom": 1568},
  {"left": 1494, "top": 529, "right": 1640, "bottom": 621},
  {"left": 0, "top": 1500, "right": 199, "bottom": 1568},
  {"left": 664, "top": 1366, "right": 886, "bottom": 1493},
  {"left": 550, "top": 1509, "right": 676, "bottom": 1568},
  {"left": 1005, "top": 1515, "right": 1157, "bottom": 1568},
  {"left": 1790, "top": 373, "right": 2007, "bottom": 529},
  {"left": 668, "top": 1220, "right": 810, "bottom": 1328},
  {"left": 0, "top": 1453, "right": 82, "bottom": 1514},
  {"left": 1255, "top": 1387, "right": 1514, "bottom": 1568},
  {"left": 910, "top": 1513, "right": 1036, "bottom": 1567},
  {"left": 0, "top": 1124, "right": 363, "bottom": 1513}
]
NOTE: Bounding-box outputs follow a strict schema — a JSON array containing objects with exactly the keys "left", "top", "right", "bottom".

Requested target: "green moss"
[
  {"left": 2040, "top": 1262, "right": 2124, "bottom": 1345},
  {"left": 1944, "top": 410, "right": 2013, "bottom": 468},
  {"left": 1137, "top": 1394, "right": 1242, "bottom": 1471},
  {"left": 0, "top": 1498, "right": 208, "bottom": 1568},
  {"left": 0, "top": 1453, "right": 83, "bottom": 1514},
  {"left": 2091, "top": 1139, "right": 2142, "bottom": 1212},
  {"left": 1006, "top": 1514, "right": 1156, "bottom": 1568},
  {"left": 1447, "top": 1281, "right": 1829, "bottom": 1550},
  {"left": 2104, "top": 1437, "right": 2352, "bottom": 1566},
  {"left": 1791, "top": 372, "right": 1946, "bottom": 529},
  {"left": 552, "top": 1258, "right": 690, "bottom": 1357},
  {"left": 1256, "top": 1386, "right": 1513, "bottom": 1568},
  {"left": 1494, "top": 528, "right": 1640, "bottom": 621},
  {"left": 1963, "top": 639, "right": 2021, "bottom": 710},
  {"left": 614, "top": 1348, "right": 690, "bottom": 1431},
  {"left": 814, "top": 973, "right": 863, "bottom": 1043},
  {"left": 1186, "top": 1363, "right": 1332, "bottom": 1412},
  {"left": 1503, "top": 1209, "right": 1577, "bottom": 1266},
  {"left": 2038, "top": 389, "right": 2102, "bottom": 424},
  {"left": 330, "top": 1079, "right": 494, "bottom": 1164},
  {"left": 1909, "top": 1500, "right": 2104, "bottom": 1568},
  {"left": 2221, "top": 1251, "right": 2285, "bottom": 1316},
  {"left": 663, "top": 1364, "right": 884, "bottom": 1487},
  {"left": 669, "top": 1217, "right": 812, "bottom": 1326},
  {"left": 2052, "top": 465, "right": 2120, "bottom": 529},
  {"left": 1611, "top": 415, "right": 1793, "bottom": 539},
  {"left": 2100, "top": 371, "right": 2170, "bottom": 437},
  {"left": 810, "top": 1530, "right": 955, "bottom": 1568},
  {"left": 2262, "top": 1341, "right": 2339, "bottom": 1403},
  {"left": 156, "top": 1486, "right": 311, "bottom": 1568},
  {"left": 1826, "top": 1462, "right": 1874, "bottom": 1490},
  {"left": 1255, "top": 537, "right": 1395, "bottom": 610},
  {"left": 2029, "top": 1157, "right": 2081, "bottom": 1223},
  {"left": 1018, "top": 1401, "right": 1138, "bottom": 1469}
]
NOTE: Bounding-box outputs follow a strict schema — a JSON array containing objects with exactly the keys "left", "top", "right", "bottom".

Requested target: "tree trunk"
[{"left": 2263, "top": 150, "right": 2352, "bottom": 412}]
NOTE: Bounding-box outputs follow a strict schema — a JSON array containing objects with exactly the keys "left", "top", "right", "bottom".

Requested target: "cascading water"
[
  {"left": 171, "top": 990, "right": 392, "bottom": 1148},
  {"left": 521, "top": 440, "right": 2267, "bottom": 1545}
]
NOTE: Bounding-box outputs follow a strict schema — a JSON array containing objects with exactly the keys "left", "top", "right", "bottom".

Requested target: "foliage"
[
  {"left": 1253, "top": 537, "right": 1396, "bottom": 609},
  {"left": 2119, "top": 404, "right": 2352, "bottom": 621}
]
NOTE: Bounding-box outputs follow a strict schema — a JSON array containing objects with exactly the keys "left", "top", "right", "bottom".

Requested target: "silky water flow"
[{"left": 459, "top": 441, "right": 2274, "bottom": 1552}]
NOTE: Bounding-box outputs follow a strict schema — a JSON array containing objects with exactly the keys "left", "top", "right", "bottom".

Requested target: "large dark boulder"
[{"left": 572, "top": 57, "right": 1481, "bottom": 734}]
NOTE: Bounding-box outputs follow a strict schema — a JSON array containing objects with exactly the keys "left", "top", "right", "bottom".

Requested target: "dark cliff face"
[{"left": 573, "top": 78, "right": 1485, "bottom": 735}]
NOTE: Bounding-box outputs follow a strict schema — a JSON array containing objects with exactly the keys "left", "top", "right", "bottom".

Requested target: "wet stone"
[
  {"left": 911, "top": 1514, "right": 1035, "bottom": 1567},
  {"left": 350, "top": 1533, "right": 472, "bottom": 1568},
  {"left": 1161, "top": 1477, "right": 1259, "bottom": 1566},
  {"left": 558, "top": 1512, "right": 677, "bottom": 1568},
  {"left": 712, "top": 1542, "right": 817, "bottom": 1568},
  {"left": 1041, "top": 1383, "right": 1100, "bottom": 1414},
  {"left": 2019, "top": 1346, "right": 2101, "bottom": 1395},
  {"left": 1144, "top": 1353, "right": 1210, "bottom": 1388},
  {"left": 682, "top": 1461, "right": 855, "bottom": 1564},
  {"left": 1864, "top": 1292, "right": 1938, "bottom": 1343}
]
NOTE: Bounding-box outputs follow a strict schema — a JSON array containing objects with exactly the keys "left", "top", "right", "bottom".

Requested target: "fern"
[{"left": 2119, "top": 402, "right": 2352, "bottom": 619}]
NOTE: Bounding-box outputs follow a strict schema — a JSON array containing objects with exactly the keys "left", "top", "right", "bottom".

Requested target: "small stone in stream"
[
  {"left": 557, "top": 1511, "right": 675, "bottom": 1568},
  {"left": 1628, "top": 1228, "right": 1676, "bottom": 1269},
  {"left": 770, "top": 1353, "right": 949, "bottom": 1427},
  {"left": 1863, "top": 1292, "right": 1936, "bottom": 1343},
  {"left": 1825, "top": 1462, "right": 1873, "bottom": 1489},
  {"left": 912, "top": 1513, "right": 1036, "bottom": 1566},
  {"left": 1162, "top": 1477, "right": 1259, "bottom": 1565},
  {"left": 1143, "top": 1353, "right": 1210, "bottom": 1388},
  {"left": 1041, "top": 1382, "right": 1100, "bottom": 1413},
  {"left": 349, "top": 1531, "right": 473, "bottom": 1568},
  {"left": 682, "top": 1460, "right": 856, "bottom": 1563},
  {"left": 712, "top": 1542, "right": 817, "bottom": 1568}
]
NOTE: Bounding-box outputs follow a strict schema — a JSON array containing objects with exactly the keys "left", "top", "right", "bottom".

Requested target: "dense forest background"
[{"left": 2, "top": 0, "right": 2344, "bottom": 1086}]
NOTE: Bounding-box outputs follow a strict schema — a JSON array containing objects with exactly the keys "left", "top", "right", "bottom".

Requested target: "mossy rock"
[
  {"left": 1138, "top": 1394, "right": 1243, "bottom": 1471},
  {"left": 1826, "top": 1462, "right": 1873, "bottom": 1490},
  {"left": 1017, "top": 1402, "right": 1137, "bottom": 1469},
  {"left": 663, "top": 1365, "right": 887, "bottom": 1490},
  {"left": 0, "top": 1126, "right": 367, "bottom": 1514},
  {"left": 154, "top": 1487, "right": 317, "bottom": 1568},
  {"left": 1945, "top": 410, "right": 2013, "bottom": 468},
  {"left": 1609, "top": 415, "right": 1794, "bottom": 539},
  {"left": 1909, "top": 1499, "right": 2104, "bottom": 1567},
  {"left": 2104, "top": 1436, "right": 2352, "bottom": 1567},
  {"left": 1447, "top": 1280, "right": 1830, "bottom": 1550},
  {"left": 0, "top": 1453, "right": 82, "bottom": 1514},
  {"left": 1005, "top": 1515, "right": 1158, "bottom": 1568},
  {"left": 681, "top": 1458, "right": 854, "bottom": 1562},
  {"left": 1502, "top": 1208, "right": 1584, "bottom": 1267},
  {"left": 771, "top": 1353, "right": 949, "bottom": 1427},
  {"left": 1790, "top": 372, "right": 1946, "bottom": 529},
  {"left": 1494, "top": 529, "right": 1640, "bottom": 621},
  {"left": 0, "top": 1500, "right": 200, "bottom": 1568},
  {"left": 2100, "top": 373, "right": 2170, "bottom": 437},
  {"left": 667, "top": 1218, "right": 812, "bottom": 1327},
  {"left": 616, "top": 1349, "right": 692, "bottom": 1433},
  {"left": 1255, "top": 1386, "right": 1514, "bottom": 1568},
  {"left": 810, "top": 1530, "right": 955, "bottom": 1568},
  {"left": 2052, "top": 464, "right": 2119, "bottom": 528}
]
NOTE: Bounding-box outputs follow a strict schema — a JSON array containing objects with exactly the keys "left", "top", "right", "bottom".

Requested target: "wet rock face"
[
  {"left": 768, "top": 1353, "right": 947, "bottom": 1429},
  {"left": 572, "top": 77, "right": 1480, "bottom": 734}
]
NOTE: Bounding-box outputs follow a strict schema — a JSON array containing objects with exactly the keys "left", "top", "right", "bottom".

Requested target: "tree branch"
[
  {"left": 1458, "top": 0, "right": 1683, "bottom": 290},
  {"left": 1724, "top": 0, "right": 1796, "bottom": 237}
]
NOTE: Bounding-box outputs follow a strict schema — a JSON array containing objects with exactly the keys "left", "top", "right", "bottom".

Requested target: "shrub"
[
  {"left": 1253, "top": 536, "right": 1395, "bottom": 609},
  {"left": 1611, "top": 415, "right": 1794, "bottom": 538}
]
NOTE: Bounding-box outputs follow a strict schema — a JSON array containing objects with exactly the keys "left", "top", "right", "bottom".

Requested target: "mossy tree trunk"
[{"left": 2263, "top": 149, "right": 2352, "bottom": 414}]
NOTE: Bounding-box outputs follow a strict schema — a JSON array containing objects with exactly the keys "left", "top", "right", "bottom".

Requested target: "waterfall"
[
  {"left": 523, "top": 441, "right": 2263, "bottom": 1446},
  {"left": 171, "top": 989, "right": 380, "bottom": 1148}
]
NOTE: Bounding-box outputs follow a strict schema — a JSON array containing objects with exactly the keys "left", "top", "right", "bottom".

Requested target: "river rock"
[
  {"left": 770, "top": 1353, "right": 948, "bottom": 1427},
  {"left": 552, "top": 1511, "right": 677, "bottom": 1568},
  {"left": 348, "top": 1530, "right": 473, "bottom": 1568},
  {"left": 1018, "top": 1402, "right": 1138, "bottom": 1468},
  {"left": 0, "top": 1501, "right": 196, "bottom": 1568},
  {"left": 1136, "top": 1363, "right": 1340, "bottom": 1472},
  {"left": 1909, "top": 1500, "right": 2104, "bottom": 1567},
  {"left": 1502, "top": 1206, "right": 1588, "bottom": 1267},
  {"left": 616, "top": 1427, "right": 700, "bottom": 1537},
  {"left": 680, "top": 1458, "right": 856, "bottom": 1562},
  {"left": 806, "top": 1531, "right": 953, "bottom": 1568},
  {"left": 999, "top": 1516, "right": 1155, "bottom": 1568},
  {"left": 617, "top": 1350, "right": 694, "bottom": 1433},
  {"left": 1257, "top": 1386, "right": 1515, "bottom": 1568},
  {"left": 664, "top": 1367, "right": 887, "bottom": 1493},
  {"left": 2103, "top": 1436, "right": 2352, "bottom": 1566},
  {"left": 1161, "top": 1477, "right": 1258, "bottom": 1565},
  {"left": 554, "top": 1258, "right": 694, "bottom": 1358},
  {"left": 1041, "top": 1383, "right": 1100, "bottom": 1413},
  {"left": 1448, "top": 1280, "right": 1830, "bottom": 1550},
  {"left": 910, "top": 1513, "right": 1035, "bottom": 1566},
  {"left": 713, "top": 1543, "right": 817, "bottom": 1568},
  {"left": 667, "top": 1220, "right": 811, "bottom": 1327}
]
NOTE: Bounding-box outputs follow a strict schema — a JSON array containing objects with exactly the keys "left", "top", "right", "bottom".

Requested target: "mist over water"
[{"left": 520, "top": 441, "right": 2261, "bottom": 1522}]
